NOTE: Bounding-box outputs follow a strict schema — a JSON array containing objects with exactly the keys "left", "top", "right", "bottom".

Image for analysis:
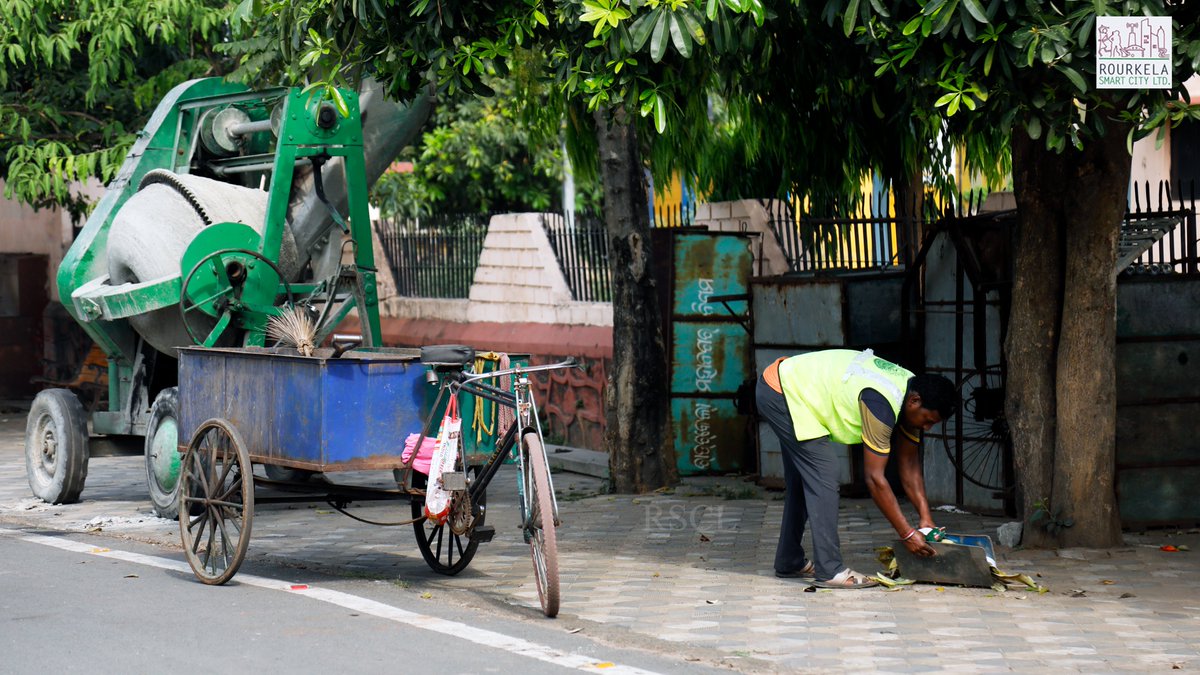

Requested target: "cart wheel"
[
  {"left": 178, "top": 418, "right": 254, "bottom": 585},
  {"left": 523, "top": 432, "right": 559, "bottom": 618},
  {"left": 941, "top": 366, "right": 1014, "bottom": 493},
  {"left": 25, "top": 389, "right": 89, "bottom": 504},
  {"left": 411, "top": 467, "right": 485, "bottom": 575}
]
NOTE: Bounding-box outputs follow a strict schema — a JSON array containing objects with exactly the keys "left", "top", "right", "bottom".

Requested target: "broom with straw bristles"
[{"left": 265, "top": 306, "right": 317, "bottom": 356}]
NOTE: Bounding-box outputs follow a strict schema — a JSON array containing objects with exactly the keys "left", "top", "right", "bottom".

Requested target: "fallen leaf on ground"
[
  {"left": 1102, "top": 580, "right": 1116, "bottom": 585},
  {"left": 124, "top": 574, "right": 138, "bottom": 579}
]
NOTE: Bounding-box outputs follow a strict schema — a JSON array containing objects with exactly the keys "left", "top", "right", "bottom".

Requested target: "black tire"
[
  {"left": 412, "top": 467, "right": 485, "bottom": 575},
  {"left": 178, "top": 418, "right": 254, "bottom": 585},
  {"left": 25, "top": 389, "right": 89, "bottom": 504},
  {"left": 145, "top": 387, "right": 182, "bottom": 518},
  {"left": 263, "top": 464, "right": 318, "bottom": 483},
  {"left": 523, "top": 432, "right": 559, "bottom": 617}
]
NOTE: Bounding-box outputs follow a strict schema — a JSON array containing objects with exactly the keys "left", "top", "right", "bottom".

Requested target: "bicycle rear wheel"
[
  {"left": 522, "top": 431, "right": 559, "bottom": 617},
  {"left": 411, "top": 467, "right": 485, "bottom": 575}
]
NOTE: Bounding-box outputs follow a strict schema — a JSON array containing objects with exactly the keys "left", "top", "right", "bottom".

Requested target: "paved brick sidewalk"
[{"left": 3, "top": 415, "right": 1198, "bottom": 672}]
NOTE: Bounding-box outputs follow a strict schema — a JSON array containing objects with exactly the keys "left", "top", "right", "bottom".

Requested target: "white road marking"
[{"left": 0, "top": 527, "right": 660, "bottom": 675}]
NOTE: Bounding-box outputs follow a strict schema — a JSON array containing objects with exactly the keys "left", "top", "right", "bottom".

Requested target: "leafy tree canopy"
[
  {"left": 0, "top": 0, "right": 233, "bottom": 220},
  {"left": 227, "top": 0, "right": 770, "bottom": 198},
  {"left": 825, "top": 0, "right": 1200, "bottom": 161},
  {"left": 370, "top": 71, "right": 604, "bottom": 220}
]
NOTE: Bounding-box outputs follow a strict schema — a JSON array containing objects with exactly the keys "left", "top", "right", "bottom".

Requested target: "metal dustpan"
[{"left": 892, "top": 533, "right": 997, "bottom": 588}]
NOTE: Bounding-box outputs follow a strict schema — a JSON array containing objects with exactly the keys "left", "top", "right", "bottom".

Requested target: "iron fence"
[
  {"left": 653, "top": 201, "right": 696, "bottom": 228},
  {"left": 760, "top": 191, "right": 947, "bottom": 273},
  {"left": 541, "top": 212, "right": 612, "bottom": 302},
  {"left": 373, "top": 213, "right": 490, "bottom": 298},
  {"left": 1125, "top": 180, "right": 1198, "bottom": 275}
]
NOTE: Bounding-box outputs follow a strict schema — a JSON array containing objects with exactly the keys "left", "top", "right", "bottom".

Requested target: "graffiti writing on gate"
[
  {"left": 695, "top": 326, "right": 718, "bottom": 393},
  {"left": 692, "top": 401, "right": 714, "bottom": 469},
  {"left": 691, "top": 277, "right": 715, "bottom": 315}
]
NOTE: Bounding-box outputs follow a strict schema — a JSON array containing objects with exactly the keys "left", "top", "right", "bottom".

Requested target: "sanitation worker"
[{"left": 756, "top": 348, "right": 958, "bottom": 588}]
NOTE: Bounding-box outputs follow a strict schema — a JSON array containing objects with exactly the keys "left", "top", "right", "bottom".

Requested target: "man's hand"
[{"left": 902, "top": 534, "right": 937, "bottom": 557}]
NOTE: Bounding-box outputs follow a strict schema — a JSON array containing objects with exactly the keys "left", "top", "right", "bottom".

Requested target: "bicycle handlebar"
[{"left": 457, "top": 357, "right": 580, "bottom": 386}]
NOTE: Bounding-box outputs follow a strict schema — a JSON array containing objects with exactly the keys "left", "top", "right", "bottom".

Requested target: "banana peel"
[
  {"left": 991, "top": 567, "right": 1048, "bottom": 593},
  {"left": 874, "top": 546, "right": 915, "bottom": 587}
]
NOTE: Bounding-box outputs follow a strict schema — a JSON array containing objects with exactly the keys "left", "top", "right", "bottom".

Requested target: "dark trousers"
[{"left": 756, "top": 376, "right": 845, "bottom": 581}]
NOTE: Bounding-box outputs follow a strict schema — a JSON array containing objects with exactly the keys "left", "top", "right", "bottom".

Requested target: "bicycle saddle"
[{"left": 420, "top": 344, "right": 476, "bottom": 367}]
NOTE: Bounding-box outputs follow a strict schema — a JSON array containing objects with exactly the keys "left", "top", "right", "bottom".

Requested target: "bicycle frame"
[{"left": 402, "top": 359, "right": 577, "bottom": 524}]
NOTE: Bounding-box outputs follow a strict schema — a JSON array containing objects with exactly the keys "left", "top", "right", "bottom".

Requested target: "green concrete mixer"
[{"left": 24, "top": 78, "right": 432, "bottom": 518}]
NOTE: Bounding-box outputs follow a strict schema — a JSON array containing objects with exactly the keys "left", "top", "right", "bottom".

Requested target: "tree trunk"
[
  {"left": 1051, "top": 123, "right": 1128, "bottom": 548},
  {"left": 1007, "top": 120, "right": 1129, "bottom": 548},
  {"left": 1007, "top": 131, "right": 1064, "bottom": 549},
  {"left": 593, "top": 106, "right": 677, "bottom": 493}
]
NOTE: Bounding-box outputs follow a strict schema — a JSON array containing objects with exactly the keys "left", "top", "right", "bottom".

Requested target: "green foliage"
[
  {"left": 823, "top": 0, "right": 1200, "bottom": 159},
  {"left": 370, "top": 75, "right": 603, "bottom": 220},
  {"left": 229, "top": 0, "right": 769, "bottom": 206},
  {"left": 0, "top": 0, "right": 232, "bottom": 218},
  {"left": 1030, "top": 497, "right": 1074, "bottom": 535}
]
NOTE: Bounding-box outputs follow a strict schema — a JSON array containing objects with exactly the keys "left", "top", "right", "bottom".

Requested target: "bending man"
[{"left": 756, "top": 349, "right": 958, "bottom": 588}]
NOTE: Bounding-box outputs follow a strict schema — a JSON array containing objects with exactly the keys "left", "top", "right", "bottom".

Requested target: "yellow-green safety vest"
[{"left": 777, "top": 349, "right": 913, "bottom": 444}]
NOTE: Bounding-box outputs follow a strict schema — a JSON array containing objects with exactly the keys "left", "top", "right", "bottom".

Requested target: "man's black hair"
[{"left": 907, "top": 374, "right": 959, "bottom": 420}]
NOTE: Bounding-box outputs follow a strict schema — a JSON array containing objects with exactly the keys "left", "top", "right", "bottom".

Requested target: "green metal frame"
[{"left": 56, "top": 79, "right": 383, "bottom": 433}]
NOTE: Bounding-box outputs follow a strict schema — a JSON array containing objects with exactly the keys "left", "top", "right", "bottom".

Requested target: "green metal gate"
[{"left": 657, "top": 231, "right": 754, "bottom": 475}]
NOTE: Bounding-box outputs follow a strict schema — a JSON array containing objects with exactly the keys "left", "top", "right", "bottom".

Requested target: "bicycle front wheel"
[
  {"left": 522, "top": 431, "right": 559, "bottom": 617},
  {"left": 941, "top": 366, "right": 1013, "bottom": 493}
]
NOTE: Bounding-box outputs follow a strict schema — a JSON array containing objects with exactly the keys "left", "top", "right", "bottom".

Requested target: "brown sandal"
[
  {"left": 775, "top": 560, "right": 816, "bottom": 579},
  {"left": 810, "top": 568, "right": 879, "bottom": 589}
]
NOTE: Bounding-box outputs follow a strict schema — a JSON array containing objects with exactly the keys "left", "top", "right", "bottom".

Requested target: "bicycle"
[
  {"left": 174, "top": 343, "right": 578, "bottom": 618},
  {"left": 396, "top": 347, "right": 574, "bottom": 618}
]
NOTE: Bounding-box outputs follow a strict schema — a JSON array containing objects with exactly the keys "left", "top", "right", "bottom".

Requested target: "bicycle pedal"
[{"left": 469, "top": 525, "right": 495, "bottom": 543}]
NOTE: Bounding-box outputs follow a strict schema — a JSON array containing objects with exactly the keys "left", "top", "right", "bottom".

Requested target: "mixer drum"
[{"left": 106, "top": 170, "right": 302, "bottom": 356}]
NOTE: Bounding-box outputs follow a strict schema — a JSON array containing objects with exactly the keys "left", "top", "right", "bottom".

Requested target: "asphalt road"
[{"left": 0, "top": 527, "right": 726, "bottom": 675}]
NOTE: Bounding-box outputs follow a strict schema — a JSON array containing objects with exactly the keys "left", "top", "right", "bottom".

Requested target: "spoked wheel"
[
  {"left": 411, "top": 466, "right": 485, "bottom": 575},
  {"left": 941, "top": 366, "right": 1014, "bottom": 493},
  {"left": 178, "top": 418, "right": 254, "bottom": 585},
  {"left": 522, "top": 432, "right": 559, "bottom": 618}
]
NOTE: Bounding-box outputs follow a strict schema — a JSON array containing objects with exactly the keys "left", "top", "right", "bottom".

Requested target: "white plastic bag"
[{"left": 423, "top": 396, "right": 461, "bottom": 523}]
